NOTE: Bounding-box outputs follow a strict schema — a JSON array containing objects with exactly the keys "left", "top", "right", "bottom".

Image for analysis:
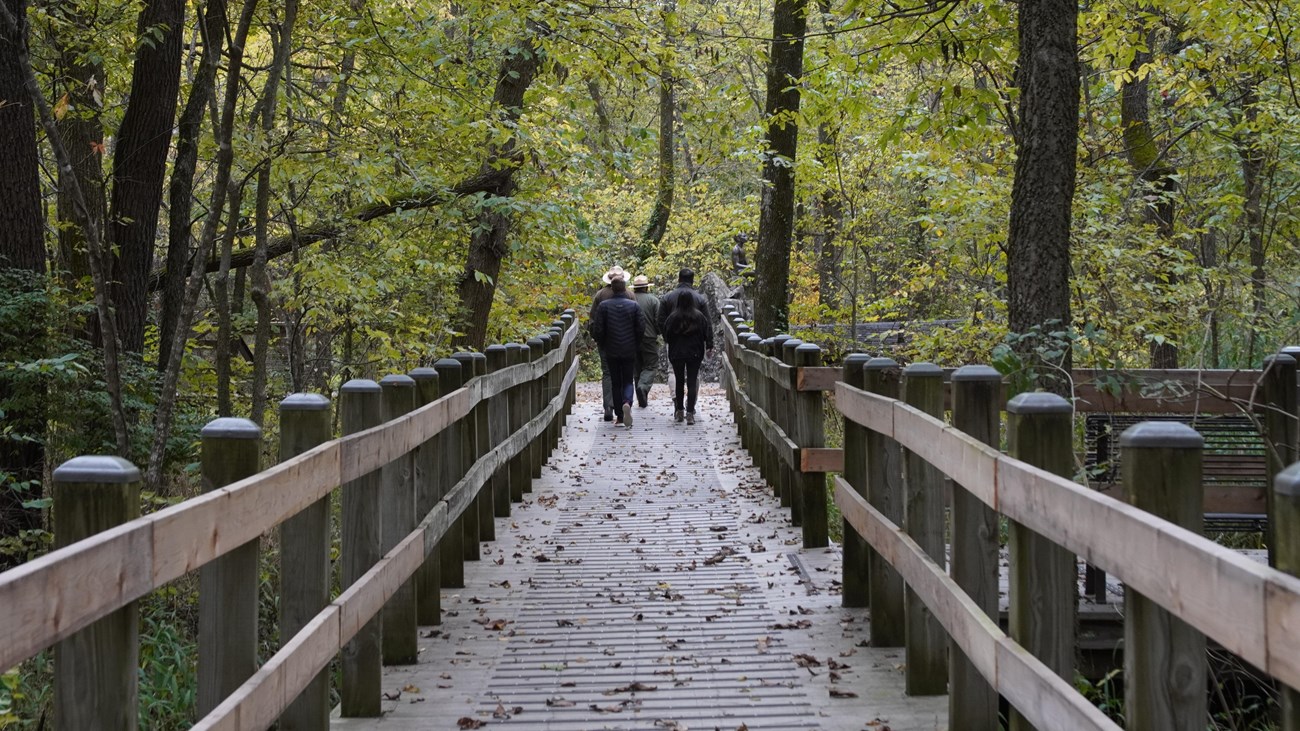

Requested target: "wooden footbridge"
[{"left": 4, "top": 304, "right": 1300, "bottom": 730}]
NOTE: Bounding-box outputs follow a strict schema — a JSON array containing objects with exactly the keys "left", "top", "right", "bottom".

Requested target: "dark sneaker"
[
  {"left": 604, "top": 409, "right": 614, "bottom": 422},
  {"left": 623, "top": 403, "right": 633, "bottom": 428},
  {"left": 686, "top": 411, "right": 696, "bottom": 425},
  {"left": 636, "top": 388, "right": 648, "bottom": 408},
  {"left": 674, "top": 409, "right": 685, "bottom": 423}
]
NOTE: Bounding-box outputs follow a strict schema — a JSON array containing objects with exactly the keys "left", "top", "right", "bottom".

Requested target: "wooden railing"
[
  {"left": 0, "top": 311, "right": 580, "bottom": 729},
  {"left": 717, "top": 306, "right": 1300, "bottom": 729}
]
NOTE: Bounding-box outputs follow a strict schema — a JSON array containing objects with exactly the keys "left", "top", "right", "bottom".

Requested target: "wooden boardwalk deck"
[{"left": 332, "top": 383, "right": 947, "bottom": 730}]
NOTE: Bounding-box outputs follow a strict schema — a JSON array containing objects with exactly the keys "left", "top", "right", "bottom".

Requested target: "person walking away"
[
  {"left": 631, "top": 275, "right": 661, "bottom": 408},
  {"left": 589, "top": 265, "right": 627, "bottom": 421},
  {"left": 659, "top": 269, "right": 713, "bottom": 424},
  {"left": 591, "top": 277, "right": 645, "bottom": 428}
]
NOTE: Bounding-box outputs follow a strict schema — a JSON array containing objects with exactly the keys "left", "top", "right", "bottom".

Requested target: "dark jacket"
[
  {"left": 660, "top": 286, "right": 713, "bottom": 362},
  {"left": 633, "top": 291, "right": 661, "bottom": 348},
  {"left": 591, "top": 293, "right": 646, "bottom": 360},
  {"left": 656, "top": 283, "right": 709, "bottom": 334},
  {"left": 588, "top": 285, "right": 615, "bottom": 337}
]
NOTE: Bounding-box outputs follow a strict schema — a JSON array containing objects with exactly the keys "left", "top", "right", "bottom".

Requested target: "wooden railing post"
[
  {"left": 561, "top": 312, "right": 577, "bottom": 412},
  {"left": 409, "top": 367, "right": 443, "bottom": 627},
  {"left": 340, "top": 379, "right": 383, "bottom": 716},
  {"left": 1261, "top": 352, "right": 1297, "bottom": 566},
  {"left": 486, "top": 345, "right": 512, "bottom": 520},
  {"left": 198, "top": 417, "right": 262, "bottom": 716},
  {"left": 471, "top": 352, "right": 493, "bottom": 543},
  {"left": 451, "top": 352, "right": 481, "bottom": 561},
  {"left": 794, "top": 343, "right": 828, "bottom": 547},
  {"left": 1006, "top": 392, "right": 1077, "bottom": 731},
  {"left": 865, "top": 356, "right": 905, "bottom": 647},
  {"left": 1274, "top": 462, "right": 1300, "bottom": 728},
  {"left": 277, "top": 393, "right": 332, "bottom": 730},
  {"left": 1120, "top": 421, "right": 1207, "bottom": 730},
  {"left": 841, "top": 353, "right": 871, "bottom": 608},
  {"left": 780, "top": 337, "right": 804, "bottom": 526},
  {"left": 742, "top": 334, "right": 764, "bottom": 455},
  {"left": 379, "top": 374, "right": 418, "bottom": 663},
  {"left": 433, "top": 358, "right": 466, "bottom": 588},
  {"left": 51, "top": 456, "right": 141, "bottom": 729},
  {"left": 901, "top": 363, "right": 947, "bottom": 695},
  {"left": 527, "top": 337, "right": 546, "bottom": 479},
  {"left": 769, "top": 335, "right": 792, "bottom": 508},
  {"left": 949, "top": 365, "right": 1001, "bottom": 730},
  {"left": 507, "top": 343, "right": 530, "bottom": 502},
  {"left": 543, "top": 330, "right": 561, "bottom": 454}
]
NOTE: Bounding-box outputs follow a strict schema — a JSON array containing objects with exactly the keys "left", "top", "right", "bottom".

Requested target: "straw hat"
[
  {"left": 632, "top": 275, "right": 651, "bottom": 289},
  {"left": 602, "top": 265, "right": 628, "bottom": 285}
]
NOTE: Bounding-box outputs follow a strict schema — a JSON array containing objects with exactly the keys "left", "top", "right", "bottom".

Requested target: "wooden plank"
[
  {"left": 0, "top": 521, "right": 153, "bottom": 671},
  {"left": 994, "top": 641, "right": 1119, "bottom": 731},
  {"left": 801, "top": 447, "right": 842, "bottom": 473},
  {"left": 890, "top": 401, "right": 949, "bottom": 477},
  {"left": 834, "top": 383, "right": 895, "bottom": 437},
  {"left": 931, "top": 426, "right": 1000, "bottom": 507},
  {"left": 340, "top": 387, "right": 474, "bottom": 482},
  {"left": 337, "top": 530, "right": 427, "bottom": 645},
  {"left": 1266, "top": 573, "right": 1300, "bottom": 684},
  {"left": 796, "top": 366, "right": 840, "bottom": 392}
]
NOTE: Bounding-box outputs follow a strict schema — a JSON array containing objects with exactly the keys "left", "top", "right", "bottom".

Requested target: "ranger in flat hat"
[{"left": 631, "top": 275, "right": 661, "bottom": 408}]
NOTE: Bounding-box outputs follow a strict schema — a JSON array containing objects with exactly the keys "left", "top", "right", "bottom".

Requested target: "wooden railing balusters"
[
  {"left": 1275, "top": 464, "right": 1300, "bottom": 729},
  {"left": 506, "top": 343, "right": 529, "bottom": 502},
  {"left": 901, "top": 363, "right": 947, "bottom": 695},
  {"left": 433, "top": 358, "right": 467, "bottom": 587},
  {"left": 1261, "top": 352, "right": 1297, "bottom": 566},
  {"left": 527, "top": 337, "right": 545, "bottom": 481},
  {"left": 794, "top": 343, "right": 827, "bottom": 548},
  {"left": 409, "top": 366, "right": 443, "bottom": 627},
  {"left": 340, "top": 379, "right": 383, "bottom": 717},
  {"left": 841, "top": 353, "right": 871, "bottom": 608},
  {"left": 451, "top": 353, "right": 482, "bottom": 561},
  {"left": 486, "top": 345, "right": 512, "bottom": 520},
  {"left": 865, "top": 357, "right": 906, "bottom": 648},
  {"left": 379, "top": 374, "right": 419, "bottom": 664}
]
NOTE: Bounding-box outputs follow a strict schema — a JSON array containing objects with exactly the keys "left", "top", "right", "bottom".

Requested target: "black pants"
[
  {"left": 608, "top": 356, "right": 636, "bottom": 416},
  {"left": 671, "top": 358, "right": 702, "bottom": 413}
]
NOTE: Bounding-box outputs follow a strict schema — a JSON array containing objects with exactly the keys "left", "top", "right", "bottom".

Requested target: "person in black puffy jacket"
[
  {"left": 591, "top": 278, "right": 646, "bottom": 427},
  {"left": 659, "top": 269, "right": 713, "bottom": 424}
]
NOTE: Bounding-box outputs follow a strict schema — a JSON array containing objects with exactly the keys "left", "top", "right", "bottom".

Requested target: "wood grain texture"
[
  {"left": 834, "top": 383, "right": 895, "bottom": 437},
  {"left": 796, "top": 365, "right": 840, "bottom": 392}
]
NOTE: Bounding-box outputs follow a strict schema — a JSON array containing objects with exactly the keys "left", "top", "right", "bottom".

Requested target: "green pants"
[{"left": 636, "top": 344, "right": 660, "bottom": 395}]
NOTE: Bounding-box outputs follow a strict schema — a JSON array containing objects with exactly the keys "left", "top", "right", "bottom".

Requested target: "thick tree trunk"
[
  {"left": 639, "top": 1, "right": 676, "bottom": 264},
  {"left": 1006, "top": 0, "right": 1079, "bottom": 396},
  {"left": 1236, "top": 83, "right": 1267, "bottom": 365},
  {"left": 754, "top": 0, "right": 808, "bottom": 336},
  {"left": 455, "top": 36, "right": 542, "bottom": 350},
  {"left": 813, "top": 124, "right": 842, "bottom": 309},
  {"left": 0, "top": 0, "right": 48, "bottom": 539},
  {"left": 108, "top": 0, "right": 186, "bottom": 357}
]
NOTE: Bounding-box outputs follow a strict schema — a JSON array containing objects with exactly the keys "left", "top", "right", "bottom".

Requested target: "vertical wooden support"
[
  {"left": 340, "top": 379, "right": 383, "bottom": 716},
  {"left": 451, "top": 352, "right": 481, "bottom": 561},
  {"left": 527, "top": 337, "right": 546, "bottom": 480},
  {"left": 949, "top": 365, "right": 1002, "bottom": 729},
  {"left": 486, "top": 345, "right": 512, "bottom": 519},
  {"left": 198, "top": 417, "right": 262, "bottom": 716},
  {"left": 471, "top": 352, "right": 493, "bottom": 543},
  {"left": 433, "top": 358, "right": 466, "bottom": 588},
  {"left": 1120, "top": 421, "right": 1207, "bottom": 731},
  {"left": 865, "top": 357, "right": 906, "bottom": 647},
  {"left": 545, "top": 330, "right": 562, "bottom": 454},
  {"left": 409, "top": 367, "right": 442, "bottom": 626},
  {"left": 379, "top": 374, "right": 418, "bottom": 664},
  {"left": 794, "top": 343, "right": 828, "bottom": 547},
  {"left": 780, "top": 338, "right": 804, "bottom": 526},
  {"left": 1261, "top": 353, "right": 1297, "bottom": 566},
  {"left": 1274, "top": 463, "right": 1300, "bottom": 729},
  {"left": 277, "top": 393, "right": 332, "bottom": 729},
  {"left": 507, "top": 343, "right": 530, "bottom": 502},
  {"left": 901, "top": 363, "right": 947, "bottom": 696},
  {"left": 561, "top": 312, "right": 576, "bottom": 412},
  {"left": 1006, "top": 392, "right": 1077, "bottom": 731},
  {"left": 769, "top": 335, "right": 791, "bottom": 507},
  {"left": 841, "top": 354, "right": 871, "bottom": 608},
  {"left": 52, "top": 456, "right": 140, "bottom": 730},
  {"left": 743, "top": 334, "right": 764, "bottom": 454}
]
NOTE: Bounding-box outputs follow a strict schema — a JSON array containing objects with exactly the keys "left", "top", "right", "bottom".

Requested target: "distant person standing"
[
  {"left": 631, "top": 275, "right": 661, "bottom": 408},
  {"left": 589, "top": 265, "right": 627, "bottom": 421},
  {"left": 591, "top": 277, "right": 645, "bottom": 428},
  {"left": 658, "top": 268, "right": 713, "bottom": 424},
  {"left": 731, "top": 233, "right": 751, "bottom": 276}
]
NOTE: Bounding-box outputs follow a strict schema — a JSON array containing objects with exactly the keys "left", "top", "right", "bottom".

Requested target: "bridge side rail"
[{"left": 0, "top": 311, "right": 580, "bottom": 730}]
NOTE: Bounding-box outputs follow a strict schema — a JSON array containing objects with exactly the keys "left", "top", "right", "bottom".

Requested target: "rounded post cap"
[
  {"left": 526, "top": 337, "right": 544, "bottom": 349},
  {"left": 902, "top": 362, "right": 943, "bottom": 377},
  {"left": 341, "top": 378, "right": 381, "bottom": 393},
  {"left": 471, "top": 352, "right": 487, "bottom": 362},
  {"left": 280, "top": 393, "right": 330, "bottom": 410},
  {"left": 1275, "top": 462, "right": 1300, "bottom": 497},
  {"left": 562, "top": 308, "right": 576, "bottom": 316},
  {"left": 451, "top": 351, "right": 475, "bottom": 364},
  {"left": 1119, "top": 421, "right": 1204, "bottom": 449},
  {"left": 843, "top": 353, "right": 871, "bottom": 374},
  {"left": 1006, "top": 391, "right": 1072, "bottom": 415},
  {"left": 744, "top": 333, "right": 762, "bottom": 345},
  {"left": 865, "top": 357, "right": 899, "bottom": 370},
  {"left": 1279, "top": 345, "right": 1300, "bottom": 358},
  {"left": 952, "top": 365, "right": 1002, "bottom": 383},
  {"left": 434, "top": 358, "right": 463, "bottom": 370},
  {"left": 409, "top": 367, "right": 438, "bottom": 380},
  {"left": 201, "top": 417, "right": 262, "bottom": 440},
  {"left": 551, "top": 320, "right": 566, "bottom": 329},
  {"left": 1263, "top": 353, "right": 1297, "bottom": 368},
  {"left": 53, "top": 455, "right": 141, "bottom": 484},
  {"left": 771, "top": 334, "right": 792, "bottom": 346},
  {"left": 506, "top": 342, "right": 528, "bottom": 351},
  {"left": 485, "top": 344, "right": 508, "bottom": 354},
  {"left": 795, "top": 343, "right": 821, "bottom": 354},
  {"left": 379, "top": 374, "right": 415, "bottom": 387},
  {"left": 736, "top": 324, "right": 751, "bottom": 334}
]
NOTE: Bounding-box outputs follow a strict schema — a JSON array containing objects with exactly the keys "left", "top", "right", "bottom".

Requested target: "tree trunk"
[
  {"left": 638, "top": 1, "right": 676, "bottom": 264},
  {"left": 0, "top": 0, "right": 48, "bottom": 539},
  {"left": 216, "top": 184, "right": 242, "bottom": 417},
  {"left": 754, "top": 0, "right": 808, "bottom": 336},
  {"left": 159, "top": 0, "right": 227, "bottom": 370},
  {"left": 813, "top": 123, "right": 843, "bottom": 310},
  {"left": 455, "top": 35, "right": 543, "bottom": 351},
  {"left": 1236, "top": 82, "right": 1267, "bottom": 365},
  {"left": 1006, "top": 0, "right": 1079, "bottom": 397},
  {"left": 108, "top": 0, "right": 186, "bottom": 357}
]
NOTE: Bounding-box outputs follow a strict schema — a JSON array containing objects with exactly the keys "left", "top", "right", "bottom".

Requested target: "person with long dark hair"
[{"left": 659, "top": 268, "right": 713, "bottom": 424}]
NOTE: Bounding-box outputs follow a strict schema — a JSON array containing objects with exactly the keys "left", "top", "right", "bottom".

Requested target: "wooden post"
[
  {"left": 949, "top": 365, "right": 1001, "bottom": 729},
  {"left": 901, "top": 363, "right": 947, "bottom": 696},
  {"left": 379, "top": 374, "right": 418, "bottom": 663},
  {"left": 340, "top": 380, "right": 383, "bottom": 715},
  {"left": 1274, "top": 463, "right": 1300, "bottom": 729},
  {"left": 472, "top": 352, "right": 493, "bottom": 542},
  {"left": 527, "top": 337, "right": 546, "bottom": 479},
  {"left": 841, "top": 353, "right": 871, "bottom": 608},
  {"left": 434, "top": 358, "right": 466, "bottom": 588},
  {"left": 1006, "top": 392, "right": 1077, "bottom": 731},
  {"left": 781, "top": 338, "right": 804, "bottom": 526},
  {"left": 507, "top": 343, "right": 531, "bottom": 501},
  {"left": 1261, "top": 352, "right": 1297, "bottom": 566},
  {"left": 198, "top": 417, "right": 262, "bottom": 716},
  {"left": 451, "top": 352, "right": 481, "bottom": 561},
  {"left": 865, "top": 357, "right": 906, "bottom": 647},
  {"left": 277, "top": 393, "right": 332, "bottom": 729},
  {"left": 409, "top": 367, "right": 442, "bottom": 626},
  {"left": 769, "top": 335, "right": 792, "bottom": 507},
  {"left": 1120, "top": 421, "right": 1207, "bottom": 731},
  {"left": 52, "top": 456, "right": 140, "bottom": 730},
  {"left": 544, "top": 331, "right": 561, "bottom": 454},
  {"left": 794, "top": 343, "right": 827, "bottom": 547},
  {"left": 743, "top": 334, "right": 764, "bottom": 454},
  {"left": 486, "top": 345, "right": 512, "bottom": 519},
  {"left": 560, "top": 312, "right": 576, "bottom": 412}
]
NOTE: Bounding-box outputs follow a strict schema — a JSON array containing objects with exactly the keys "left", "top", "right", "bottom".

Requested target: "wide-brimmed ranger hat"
[
  {"left": 632, "top": 275, "right": 651, "bottom": 289},
  {"left": 602, "top": 265, "right": 628, "bottom": 285}
]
